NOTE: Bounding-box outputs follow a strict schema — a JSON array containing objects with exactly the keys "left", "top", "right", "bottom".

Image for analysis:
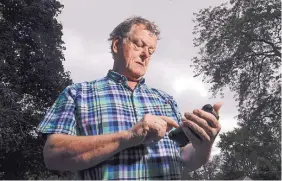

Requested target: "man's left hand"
[{"left": 181, "top": 102, "right": 223, "bottom": 152}]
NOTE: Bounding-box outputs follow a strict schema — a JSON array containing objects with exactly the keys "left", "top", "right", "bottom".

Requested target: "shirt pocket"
[{"left": 141, "top": 100, "right": 177, "bottom": 121}]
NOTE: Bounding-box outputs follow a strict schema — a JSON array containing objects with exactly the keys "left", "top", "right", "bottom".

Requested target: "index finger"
[{"left": 160, "top": 116, "right": 179, "bottom": 129}]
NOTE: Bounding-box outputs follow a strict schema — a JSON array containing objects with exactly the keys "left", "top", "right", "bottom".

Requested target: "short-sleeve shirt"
[{"left": 37, "top": 70, "right": 183, "bottom": 180}]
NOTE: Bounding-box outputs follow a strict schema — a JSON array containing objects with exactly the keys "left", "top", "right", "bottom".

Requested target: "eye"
[
  {"left": 148, "top": 48, "right": 155, "bottom": 55},
  {"left": 131, "top": 39, "right": 142, "bottom": 47},
  {"left": 135, "top": 42, "right": 143, "bottom": 48}
]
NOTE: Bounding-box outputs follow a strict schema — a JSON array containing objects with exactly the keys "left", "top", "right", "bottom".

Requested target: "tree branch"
[
  {"left": 242, "top": 32, "right": 281, "bottom": 57},
  {"left": 254, "top": 39, "right": 281, "bottom": 57}
]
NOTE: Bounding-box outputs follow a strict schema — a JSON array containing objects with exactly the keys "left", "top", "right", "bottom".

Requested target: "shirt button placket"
[{"left": 131, "top": 90, "right": 139, "bottom": 122}]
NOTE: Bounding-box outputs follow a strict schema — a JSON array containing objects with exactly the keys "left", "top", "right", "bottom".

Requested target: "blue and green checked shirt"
[{"left": 38, "top": 70, "right": 183, "bottom": 180}]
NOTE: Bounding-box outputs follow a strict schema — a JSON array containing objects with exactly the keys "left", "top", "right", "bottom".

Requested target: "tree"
[
  {"left": 0, "top": 0, "right": 73, "bottom": 179},
  {"left": 191, "top": 0, "right": 281, "bottom": 179}
]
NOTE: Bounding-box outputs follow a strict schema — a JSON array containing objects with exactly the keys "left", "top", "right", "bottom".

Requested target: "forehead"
[{"left": 128, "top": 24, "right": 157, "bottom": 45}]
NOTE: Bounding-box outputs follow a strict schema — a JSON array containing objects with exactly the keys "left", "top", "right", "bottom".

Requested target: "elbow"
[
  {"left": 43, "top": 154, "right": 57, "bottom": 171},
  {"left": 43, "top": 145, "right": 59, "bottom": 171},
  {"left": 43, "top": 143, "right": 81, "bottom": 172},
  {"left": 42, "top": 134, "right": 79, "bottom": 171},
  {"left": 44, "top": 158, "right": 56, "bottom": 171},
  {"left": 44, "top": 158, "right": 77, "bottom": 172}
]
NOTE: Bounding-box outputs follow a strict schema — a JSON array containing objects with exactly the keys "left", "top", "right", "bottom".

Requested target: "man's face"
[{"left": 113, "top": 24, "right": 157, "bottom": 80}]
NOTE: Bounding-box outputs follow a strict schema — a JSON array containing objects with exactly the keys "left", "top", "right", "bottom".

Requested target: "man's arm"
[
  {"left": 40, "top": 85, "right": 135, "bottom": 171},
  {"left": 44, "top": 131, "right": 133, "bottom": 171},
  {"left": 43, "top": 114, "right": 178, "bottom": 172},
  {"left": 180, "top": 143, "right": 211, "bottom": 171}
]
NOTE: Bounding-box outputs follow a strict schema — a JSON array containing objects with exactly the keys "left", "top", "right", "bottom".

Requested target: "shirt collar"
[{"left": 106, "top": 70, "right": 145, "bottom": 85}]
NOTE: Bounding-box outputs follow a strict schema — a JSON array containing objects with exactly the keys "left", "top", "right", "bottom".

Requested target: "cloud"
[
  {"left": 62, "top": 28, "right": 113, "bottom": 83},
  {"left": 172, "top": 76, "right": 208, "bottom": 97}
]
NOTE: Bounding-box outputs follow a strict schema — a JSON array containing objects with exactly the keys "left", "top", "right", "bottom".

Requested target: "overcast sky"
[{"left": 58, "top": 0, "right": 239, "bottom": 155}]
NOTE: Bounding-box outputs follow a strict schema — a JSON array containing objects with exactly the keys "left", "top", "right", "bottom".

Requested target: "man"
[{"left": 38, "top": 16, "right": 222, "bottom": 180}]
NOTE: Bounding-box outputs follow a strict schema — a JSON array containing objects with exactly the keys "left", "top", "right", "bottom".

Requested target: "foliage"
[
  {"left": 191, "top": 0, "right": 281, "bottom": 180},
  {"left": 0, "top": 0, "right": 73, "bottom": 179}
]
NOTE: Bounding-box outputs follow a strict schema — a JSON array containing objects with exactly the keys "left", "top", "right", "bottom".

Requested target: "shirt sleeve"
[{"left": 37, "top": 85, "right": 77, "bottom": 136}]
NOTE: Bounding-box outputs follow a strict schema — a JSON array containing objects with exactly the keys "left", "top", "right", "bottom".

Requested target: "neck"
[
  {"left": 112, "top": 68, "right": 141, "bottom": 90},
  {"left": 127, "top": 81, "right": 138, "bottom": 90}
]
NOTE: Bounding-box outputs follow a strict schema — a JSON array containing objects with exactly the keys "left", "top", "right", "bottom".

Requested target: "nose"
[{"left": 140, "top": 48, "right": 149, "bottom": 61}]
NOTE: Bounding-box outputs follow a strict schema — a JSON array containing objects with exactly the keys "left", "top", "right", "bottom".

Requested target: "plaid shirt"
[{"left": 38, "top": 70, "right": 183, "bottom": 180}]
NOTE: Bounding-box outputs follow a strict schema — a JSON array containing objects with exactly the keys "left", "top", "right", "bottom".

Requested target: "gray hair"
[{"left": 108, "top": 16, "right": 161, "bottom": 55}]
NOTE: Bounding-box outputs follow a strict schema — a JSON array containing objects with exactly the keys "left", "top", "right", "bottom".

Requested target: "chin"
[{"left": 131, "top": 71, "right": 145, "bottom": 80}]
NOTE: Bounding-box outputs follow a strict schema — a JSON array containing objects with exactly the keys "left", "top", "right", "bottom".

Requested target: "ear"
[{"left": 112, "top": 37, "right": 120, "bottom": 54}]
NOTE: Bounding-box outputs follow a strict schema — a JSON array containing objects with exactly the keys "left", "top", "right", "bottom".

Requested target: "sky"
[{"left": 58, "top": 0, "right": 239, "bottom": 155}]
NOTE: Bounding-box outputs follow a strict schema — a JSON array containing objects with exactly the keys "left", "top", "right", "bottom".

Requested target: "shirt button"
[{"left": 114, "top": 172, "right": 119, "bottom": 178}]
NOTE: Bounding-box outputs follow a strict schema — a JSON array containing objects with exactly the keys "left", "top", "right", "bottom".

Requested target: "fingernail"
[
  {"left": 184, "top": 112, "right": 191, "bottom": 118},
  {"left": 194, "top": 109, "right": 200, "bottom": 114}
]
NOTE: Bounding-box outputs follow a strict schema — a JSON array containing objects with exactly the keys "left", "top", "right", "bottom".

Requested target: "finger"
[
  {"left": 150, "top": 119, "right": 165, "bottom": 132},
  {"left": 183, "top": 112, "right": 215, "bottom": 137},
  {"left": 165, "top": 124, "right": 174, "bottom": 132},
  {"left": 187, "top": 110, "right": 219, "bottom": 128},
  {"left": 182, "top": 118, "right": 210, "bottom": 142},
  {"left": 213, "top": 102, "right": 223, "bottom": 114},
  {"left": 149, "top": 122, "right": 166, "bottom": 142},
  {"left": 160, "top": 116, "right": 179, "bottom": 129}
]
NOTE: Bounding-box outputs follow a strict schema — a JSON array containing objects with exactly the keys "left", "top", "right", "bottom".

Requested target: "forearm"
[
  {"left": 180, "top": 143, "right": 211, "bottom": 171},
  {"left": 44, "top": 131, "right": 134, "bottom": 171}
]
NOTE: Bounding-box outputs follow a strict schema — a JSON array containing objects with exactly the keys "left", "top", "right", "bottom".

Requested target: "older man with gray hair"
[{"left": 38, "top": 16, "right": 222, "bottom": 180}]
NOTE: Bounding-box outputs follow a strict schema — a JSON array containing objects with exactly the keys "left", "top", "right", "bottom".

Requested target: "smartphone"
[{"left": 168, "top": 104, "right": 219, "bottom": 147}]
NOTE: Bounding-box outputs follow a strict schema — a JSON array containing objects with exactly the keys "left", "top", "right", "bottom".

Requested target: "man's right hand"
[{"left": 128, "top": 114, "right": 179, "bottom": 146}]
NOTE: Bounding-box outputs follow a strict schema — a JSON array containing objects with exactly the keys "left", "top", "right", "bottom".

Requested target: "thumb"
[{"left": 213, "top": 102, "right": 223, "bottom": 113}]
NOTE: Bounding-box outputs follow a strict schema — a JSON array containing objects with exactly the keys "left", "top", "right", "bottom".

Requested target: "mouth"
[{"left": 136, "top": 62, "right": 144, "bottom": 67}]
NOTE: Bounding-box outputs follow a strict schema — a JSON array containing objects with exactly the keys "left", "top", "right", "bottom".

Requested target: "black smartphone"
[{"left": 168, "top": 104, "right": 219, "bottom": 147}]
